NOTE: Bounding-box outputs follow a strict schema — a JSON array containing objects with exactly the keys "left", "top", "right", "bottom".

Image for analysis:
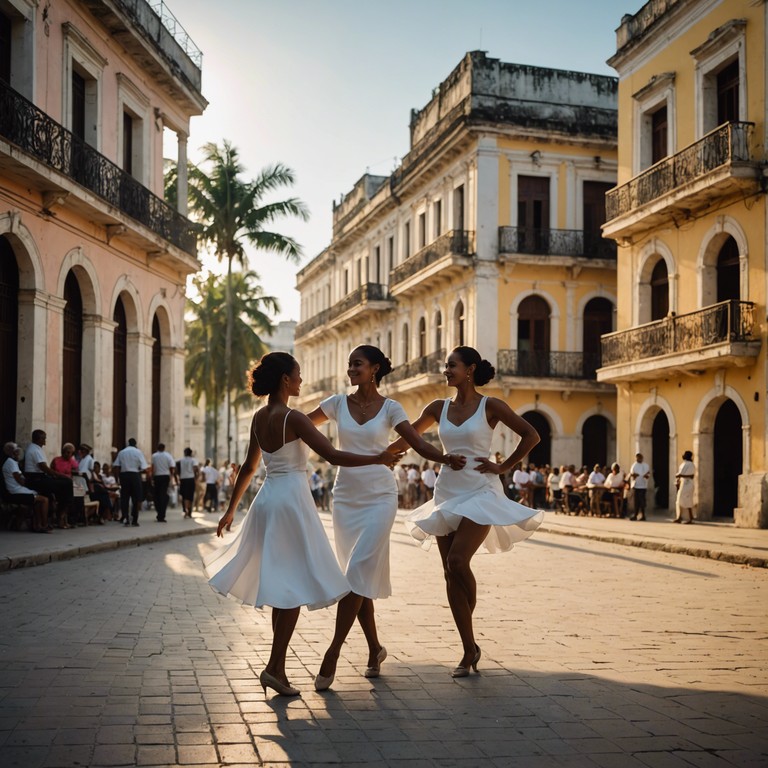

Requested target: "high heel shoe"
[
  {"left": 259, "top": 670, "right": 300, "bottom": 697},
  {"left": 364, "top": 646, "right": 387, "bottom": 679},
  {"left": 451, "top": 644, "right": 481, "bottom": 678},
  {"left": 314, "top": 673, "right": 334, "bottom": 692}
]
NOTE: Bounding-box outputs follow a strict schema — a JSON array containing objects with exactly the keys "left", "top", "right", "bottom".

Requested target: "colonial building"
[
  {"left": 599, "top": 0, "right": 766, "bottom": 525},
  {"left": 295, "top": 52, "right": 619, "bottom": 468},
  {"left": 0, "top": 0, "right": 206, "bottom": 459}
]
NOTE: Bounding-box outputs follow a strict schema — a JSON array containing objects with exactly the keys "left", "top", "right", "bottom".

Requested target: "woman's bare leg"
[
  {"left": 265, "top": 607, "right": 300, "bottom": 684},
  {"left": 356, "top": 597, "right": 384, "bottom": 666},
  {"left": 318, "top": 592, "right": 364, "bottom": 678},
  {"left": 437, "top": 518, "right": 491, "bottom": 668}
]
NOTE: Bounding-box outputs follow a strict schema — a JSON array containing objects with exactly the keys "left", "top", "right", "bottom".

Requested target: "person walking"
[
  {"left": 674, "top": 450, "right": 696, "bottom": 524},
  {"left": 177, "top": 448, "right": 199, "bottom": 519},
  {"left": 307, "top": 345, "right": 466, "bottom": 691},
  {"left": 393, "top": 346, "right": 543, "bottom": 678},
  {"left": 113, "top": 438, "right": 149, "bottom": 526},
  {"left": 205, "top": 352, "right": 403, "bottom": 697},
  {"left": 151, "top": 443, "right": 176, "bottom": 522},
  {"left": 629, "top": 452, "right": 651, "bottom": 521}
]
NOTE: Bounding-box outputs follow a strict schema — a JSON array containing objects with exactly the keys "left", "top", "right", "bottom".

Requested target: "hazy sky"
[{"left": 172, "top": 0, "right": 632, "bottom": 321}]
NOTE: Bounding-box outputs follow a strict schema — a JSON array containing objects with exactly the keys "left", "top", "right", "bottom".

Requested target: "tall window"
[
  {"left": 717, "top": 59, "right": 739, "bottom": 125},
  {"left": 454, "top": 301, "right": 465, "bottom": 347},
  {"left": 112, "top": 298, "right": 127, "bottom": 450},
  {"left": 151, "top": 315, "right": 161, "bottom": 450},
  {"left": 651, "top": 105, "right": 668, "bottom": 163},
  {"left": 0, "top": 236, "right": 18, "bottom": 442},
  {"left": 517, "top": 295, "right": 550, "bottom": 377},
  {"left": 434, "top": 200, "right": 442, "bottom": 237},
  {"left": 453, "top": 185, "right": 465, "bottom": 230},
  {"left": 387, "top": 236, "right": 394, "bottom": 275},
  {"left": 0, "top": 10, "right": 11, "bottom": 84},
  {"left": 518, "top": 176, "right": 550, "bottom": 252},
  {"left": 122, "top": 112, "right": 133, "bottom": 175},
  {"left": 62, "top": 272, "right": 83, "bottom": 445},
  {"left": 716, "top": 236, "right": 740, "bottom": 302},
  {"left": 71, "top": 70, "right": 86, "bottom": 142},
  {"left": 418, "top": 213, "right": 426, "bottom": 249},
  {"left": 404, "top": 221, "right": 411, "bottom": 260},
  {"left": 434, "top": 310, "right": 443, "bottom": 351},
  {"left": 583, "top": 298, "right": 613, "bottom": 377},
  {"left": 650, "top": 260, "right": 669, "bottom": 320},
  {"left": 583, "top": 181, "right": 612, "bottom": 256},
  {"left": 418, "top": 316, "right": 426, "bottom": 357},
  {"left": 402, "top": 323, "right": 410, "bottom": 362},
  {"left": 374, "top": 246, "right": 381, "bottom": 283}
]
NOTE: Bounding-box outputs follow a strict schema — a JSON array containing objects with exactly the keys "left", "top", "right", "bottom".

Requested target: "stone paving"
[{"left": 0, "top": 510, "right": 766, "bottom": 767}]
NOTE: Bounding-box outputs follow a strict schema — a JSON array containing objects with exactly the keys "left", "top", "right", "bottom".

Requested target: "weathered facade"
[
  {"left": 599, "top": 0, "right": 766, "bottom": 525},
  {"left": 296, "top": 52, "right": 619, "bottom": 468},
  {"left": 0, "top": 0, "right": 206, "bottom": 459}
]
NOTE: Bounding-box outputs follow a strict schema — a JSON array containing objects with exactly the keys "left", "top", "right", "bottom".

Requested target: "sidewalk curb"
[
  {"left": 0, "top": 525, "right": 214, "bottom": 572},
  {"left": 538, "top": 524, "right": 768, "bottom": 569}
]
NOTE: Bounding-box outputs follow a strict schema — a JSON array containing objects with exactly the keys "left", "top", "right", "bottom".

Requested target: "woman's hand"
[
  {"left": 378, "top": 448, "right": 405, "bottom": 467},
  {"left": 217, "top": 508, "right": 235, "bottom": 537},
  {"left": 444, "top": 454, "right": 467, "bottom": 471},
  {"left": 473, "top": 457, "right": 503, "bottom": 474}
]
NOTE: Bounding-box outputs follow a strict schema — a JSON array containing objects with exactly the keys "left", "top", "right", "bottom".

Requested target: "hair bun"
[
  {"left": 475, "top": 359, "right": 496, "bottom": 386},
  {"left": 378, "top": 356, "right": 393, "bottom": 379}
]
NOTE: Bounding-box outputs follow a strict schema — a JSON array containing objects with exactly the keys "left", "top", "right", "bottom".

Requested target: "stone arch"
[
  {"left": 0, "top": 212, "right": 44, "bottom": 291},
  {"left": 635, "top": 394, "right": 678, "bottom": 511},
  {"left": 575, "top": 290, "right": 616, "bottom": 352},
  {"left": 110, "top": 277, "right": 143, "bottom": 335},
  {"left": 508, "top": 289, "right": 560, "bottom": 351},
  {"left": 697, "top": 216, "right": 749, "bottom": 306},
  {"left": 636, "top": 238, "right": 676, "bottom": 325},
  {"left": 146, "top": 294, "right": 176, "bottom": 347},
  {"left": 56, "top": 247, "right": 101, "bottom": 315}
]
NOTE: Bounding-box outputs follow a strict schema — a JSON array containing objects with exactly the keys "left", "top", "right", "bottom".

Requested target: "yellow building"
[
  {"left": 599, "top": 0, "right": 766, "bottom": 526},
  {"left": 296, "top": 52, "right": 619, "bottom": 469}
]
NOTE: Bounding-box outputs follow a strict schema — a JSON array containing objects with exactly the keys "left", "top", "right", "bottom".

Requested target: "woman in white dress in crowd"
[
  {"left": 674, "top": 450, "right": 696, "bottom": 524},
  {"left": 308, "top": 345, "right": 467, "bottom": 691},
  {"left": 390, "top": 346, "right": 544, "bottom": 677},
  {"left": 205, "top": 353, "right": 402, "bottom": 697}
]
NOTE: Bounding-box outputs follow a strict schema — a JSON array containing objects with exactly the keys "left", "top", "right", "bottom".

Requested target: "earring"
[{"left": 371, "top": 374, "right": 376, "bottom": 383}]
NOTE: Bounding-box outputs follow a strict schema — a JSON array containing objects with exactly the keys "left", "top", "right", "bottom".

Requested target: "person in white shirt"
[
  {"left": 22, "top": 429, "right": 74, "bottom": 526},
  {"left": 150, "top": 443, "right": 176, "bottom": 523},
  {"left": 177, "top": 448, "right": 199, "bottom": 518},
  {"left": 603, "top": 463, "right": 625, "bottom": 517},
  {"left": 559, "top": 464, "right": 578, "bottom": 512},
  {"left": 629, "top": 452, "right": 651, "bottom": 521},
  {"left": 511, "top": 463, "right": 531, "bottom": 506},
  {"left": 2, "top": 442, "right": 50, "bottom": 532},
  {"left": 421, "top": 462, "right": 437, "bottom": 501},
  {"left": 406, "top": 465, "right": 420, "bottom": 509},
  {"left": 113, "top": 438, "right": 149, "bottom": 526},
  {"left": 202, "top": 460, "right": 220, "bottom": 512},
  {"left": 586, "top": 464, "right": 606, "bottom": 515}
]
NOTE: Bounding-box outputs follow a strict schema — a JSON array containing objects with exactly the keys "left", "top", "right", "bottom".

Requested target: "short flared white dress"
[
  {"left": 406, "top": 397, "right": 544, "bottom": 554},
  {"left": 204, "top": 413, "right": 350, "bottom": 611},
  {"left": 320, "top": 394, "right": 408, "bottom": 599}
]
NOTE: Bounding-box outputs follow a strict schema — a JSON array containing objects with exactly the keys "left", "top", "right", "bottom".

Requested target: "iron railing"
[
  {"left": 302, "top": 376, "right": 335, "bottom": 395},
  {"left": 328, "top": 283, "right": 392, "bottom": 321},
  {"left": 498, "top": 227, "right": 616, "bottom": 259},
  {"left": 387, "top": 349, "right": 446, "bottom": 384},
  {"left": 294, "top": 308, "right": 331, "bottom": 340},
  {"left": 390, "top": 230, "right": 474, "bottom": 286},
  {"left": 601, "top": 300, "right": 756, "bottom": 366},
  {"left": 497, "top": 350, "right": 602, "bottom": 379},
  {"left": 0, "top": 80, "right": 197, "bottom": 256},
  {"left": 143, "top": 0, "right": 203, "bottom": 67},
  {"left": 606, "top": 121, "right": 754, "bottom": 221}
]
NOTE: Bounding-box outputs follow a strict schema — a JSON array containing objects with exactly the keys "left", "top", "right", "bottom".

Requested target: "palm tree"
[{"left": 182, "top": 141, "right": 308, "bottom": 455}]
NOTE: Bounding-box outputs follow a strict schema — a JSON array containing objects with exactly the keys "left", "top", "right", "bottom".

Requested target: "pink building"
[{"left": 0, "top": 0, "right": 206, "bottom": 460}]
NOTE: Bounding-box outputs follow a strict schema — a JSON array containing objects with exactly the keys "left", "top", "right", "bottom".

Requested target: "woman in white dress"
[
  {"left": 391, "top": 346, "right": 544, "bottom": 677},
  {"left": 205, "top": 353, "right": 401, "bottom": 697},
  {"left": 674, "top": 450, "right": 696, "bottom": 524},
  {"left": 308, "top": 345, "right": 466, "bottom": 691}
]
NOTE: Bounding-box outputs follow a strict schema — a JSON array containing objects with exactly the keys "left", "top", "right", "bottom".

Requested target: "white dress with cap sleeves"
[
  {"left": 204, "top": 411, "right": 349, "bottom": 610},
  {"left": 320, "top": 394, "right": 408, "bottom": 599},
  {"left": 406, "top": 397, "right": 543, "bottom": 553}
]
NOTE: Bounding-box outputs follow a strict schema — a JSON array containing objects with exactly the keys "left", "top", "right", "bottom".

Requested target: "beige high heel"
[
  {"left": 314, "top": 673, "right": 334, "bottom": 692},
  {"left": 259, "top": 670, "right": 300, "bottom": 697},
  {"left": 451, "top": 645, "right": 481, "bottom": 678},
  {"left": 364, "top": 646, "right": 387, "bottom": 679}
]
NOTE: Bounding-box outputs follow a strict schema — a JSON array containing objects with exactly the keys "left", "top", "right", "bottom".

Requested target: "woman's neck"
[
  {"left": 354, "top": 383, "right": 379, "bottom": 401},
  {"left": 453, "top": 384, "right": 478, "bottom": 404},
  {"left": 266, "top": 391, "right": 290, "bottom": 407}
]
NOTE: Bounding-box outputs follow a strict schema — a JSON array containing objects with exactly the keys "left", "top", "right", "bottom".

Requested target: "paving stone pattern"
[{"left": 0, "top": 519, "right": 766, "bottom": 768}]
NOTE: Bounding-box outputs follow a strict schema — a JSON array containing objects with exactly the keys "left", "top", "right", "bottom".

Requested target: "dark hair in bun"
[
  {"left": 249, "top": 352, "right": 297, "bottom": 397},
  {"left": 452, "top": 346, "right": 495, "bottom": 386},
  {"left": 353, "top": 345, "right": 393, "bottom": 384}
]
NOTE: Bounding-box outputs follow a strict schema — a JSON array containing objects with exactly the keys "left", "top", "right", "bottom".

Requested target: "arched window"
[
  {"left": 454, "top": 301, "right": 465, "bottom": 346},
  {"left": 402, "top": 323, "right": 409, "bottom": 363},
  {"left": 650, "top": 259, "right": 669, "bottom": 320},
  {"left": 582, "top": 298, "right": 613, "bottom": 376},
  {"left": 151, "top": 314, "right": 162, "bottom": 449},
  {"left": 418, "top": 316, "right": 426, "bottom": 357},
  {"left": 651, "top": 410, "right": 670, "bottom": 509},
  {"left": 112, "top": 297, "right": 128, "bottom": 450},
  {"left": 517, "top": 295, "right": 550, "bottom": 376},
  {"left": 716, "top": 236, "right": 740, "bottom": 302},
  {"left": 0, "top": 236, "right": 19, "bottom": 442},
  {"left": 434, "top": 310, "right": 443, "bottom": 352},
  {"left": 62, "top": 271, "right": 83, "bottom": 445},
  {"left": 581, "top": 415, "right": 608, "bottom": 468}
]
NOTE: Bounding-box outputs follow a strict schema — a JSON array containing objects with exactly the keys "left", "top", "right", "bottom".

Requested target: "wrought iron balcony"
[
  {"left": 0, "top": 80, "right": 197, "bottom": 256},
  {"left": 497, "top": 350, "right": 603, "bottom": 379},
  {"left": 390, "top": 230, "right": 474, "bottom": 289},
  {"left": 302, "top": 376, "right": 336, "bottom": 395},
  {"left": 294, "top": 308, "right": 331, "bottom": 340},
  {"left": 328, "top": 282, "right": 393, "bottom": 322},
  {"left": 498, "top": 227, "right": 616, "bottom": 260},
  {"left": 387, "top": 349, "right": 446, "bottom": 384},
  {"left": 604, "top": 122, "right": 758, "bottom": 237},
  {"left": 598, "top": 300, "right": 759, "bottom": 382}
]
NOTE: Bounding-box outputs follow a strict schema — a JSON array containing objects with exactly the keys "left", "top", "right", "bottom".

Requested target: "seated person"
[
  {"left": 586, "top": 464, "right": 606, "bottom": 515},
  {"left": 603, "top": 463, "right": 625, "bottom": 517},
  {"left": 23, "top": 430, "right": 74, "bottom": 528},
  {"left": 2, "top": 441, "right": 50, "bottom": 533},
  {"left": 88, "top": 460, "right": 114, "bottom": 521}
]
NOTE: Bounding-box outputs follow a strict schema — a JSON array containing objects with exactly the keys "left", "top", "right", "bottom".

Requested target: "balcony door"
[
  {"left": 582, "top": 298, "right": 612, "bottom": 377},
  {"left": 518, "top": 295, "right": 550, "bottom": 376},
  {"left": 716, "top": 236, "right": 740, "bottom": 302},
  {"left": 0, "top": 236, "right": 18, "bottom": 442},
  {"left": 522, "top": 411, "right": 550, "bottom": 467},
  {"left": 717, "top": 59, "right": 739, "bottom": 125},
  {"left": 518, "top": 176, "right": 549, "bottom": 253},
  {"left": 418, "top": 316, "right": 426, "bottom": 357},
  {"left": 581, "top": 415, "right": 608, "bottom": 469},
  {"left": 713, "top": 399, "right": 741, "bottom": 517},
  {"left": 651, "top": 410, "right": 670, "bottom": 509},
  {"left": 0, "top": 10, "right": 10, "bottom": 84},
  {"left": 583, "top": 182, "right": 612, "bottom": 257},
  {"left": 650, "top": 259, "right": 669, "bottom": 320},
  {"left": 62, "top": 271, "right": 83, "bottom": 446}
]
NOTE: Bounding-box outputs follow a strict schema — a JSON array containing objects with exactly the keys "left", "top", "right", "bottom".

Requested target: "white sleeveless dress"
[
  {"left": 406, "top": 397, "right": 544, "bottom": 554},
  {"left": 320, "top": 395, "right": 408, "bottom": 599},
  {"left": 204, "top": 412, "right": 350, "bottom": 611}
]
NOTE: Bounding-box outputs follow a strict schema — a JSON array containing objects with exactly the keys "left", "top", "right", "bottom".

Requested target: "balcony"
[
  {"left": 0, "top": 80, "right": 198, "bottom": 263},
  {"left": 389, "top": 230, "right": 474, "bottom": 297},
  {"left": 386, "top": 349, "right": 446, "bottom": 390},
  {"left": 302, "top": 376, "right": 336, "bottom": 396},
  {"left": 498, "top": 227, "right": 616, "bottom": 262},
  {"left": 603, "top": 122, "right": 760, "bottom": 240},
  {"left": 597, "top": 300, "right": 760, "bottom": 383},
  {"left": 497, "top": 350, "right": 604, "bottom": 380},
  {"left": 294, "top": 309, "right": 331, "bottom": 341}
]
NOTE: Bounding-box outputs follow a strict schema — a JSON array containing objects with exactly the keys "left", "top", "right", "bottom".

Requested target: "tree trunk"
[{"left": 225, "top": 254, "right": 233, "bottom": 463}]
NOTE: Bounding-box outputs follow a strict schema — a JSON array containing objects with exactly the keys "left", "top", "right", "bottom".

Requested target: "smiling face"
[
  {"left": 443, "top": 351, "right": 474, "bottom": 387},
  {"left": 284, "top": 363, "right": 302, "bottom": 397},
  {"left": 348, "top": 348, "right": 378, "bottom": 386}
]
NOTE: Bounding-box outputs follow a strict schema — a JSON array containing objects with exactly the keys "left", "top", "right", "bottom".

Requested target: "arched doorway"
[
  {"left": 651, "top": 410, "right": 670, "bottom": 509},
  {"left": 582, "top": 298, "right": 612, "bottom": 376},
  {"left": 581, "top": 415, "right": 608, "bottom": 468},
  {"left": 713, "top": 399, "right": 741, "bottom": 517},
  {"left": 716, "top": 236, "right": 740, "bottom": 302},
  {"left": 62, "top": 271, "right": 83, "bottom": 446},
  {"left": 522, "top": 411, "right": 551, "bottom": 467},
  {"left": 151, "top": 314, "right": 162, "bottom": 450},
  {"left": 650, "top": 260, "right": 669, "bottom": 320},
  {"left": 112, "top": 297, "right": 128, "bottom": 450},
  {"left": 0, "top": 236, "right": 19, "bottom": 441},
  {"left": 518, "top": 295, "right": 550, "bottom": 376}
]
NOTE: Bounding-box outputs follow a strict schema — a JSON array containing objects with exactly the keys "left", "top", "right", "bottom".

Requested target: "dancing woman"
[
  {"left": 390, "top": 346, "right": 543, "bottom": 677},
  {"left": 307, "top": 345, "right": 466, "bottom": 690},
  {"left": 204, "top": 353, "right": 402, "bottom": 697}
]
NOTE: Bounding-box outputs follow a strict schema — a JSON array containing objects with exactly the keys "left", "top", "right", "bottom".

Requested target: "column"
[
  {"left": 126, "top": 331, "right": 155, "bottom": 449},
  {"left": 176, "top": 131, "right": 188, "bottom": 217},
  {"left": 475, "top": 138, "right": 499, "bottom": 262},
  {"left": 81, "top": 314, "right": 116, "bottom": 460}
]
